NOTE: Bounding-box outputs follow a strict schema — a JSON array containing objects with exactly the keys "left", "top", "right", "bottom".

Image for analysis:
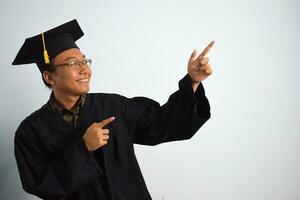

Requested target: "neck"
[{"left": 53, "top": 90, "right": 80, "bottom": 111}]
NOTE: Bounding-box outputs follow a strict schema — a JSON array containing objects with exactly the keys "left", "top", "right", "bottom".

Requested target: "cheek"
[
  {"left": 87, "top": 67, "right": 92, "bottom": 77},
  {"left": 56, "top": 70, "right": 78, "bottom": 85}
]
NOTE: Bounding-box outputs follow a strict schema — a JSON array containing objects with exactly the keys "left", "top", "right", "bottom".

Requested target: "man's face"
[{"left": 51, "top": 48, "right": 92, "bottom": 96}]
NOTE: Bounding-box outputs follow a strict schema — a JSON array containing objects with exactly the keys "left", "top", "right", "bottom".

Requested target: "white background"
[{"left": 0, "top": 0, "right": 299, "bottom": 199}]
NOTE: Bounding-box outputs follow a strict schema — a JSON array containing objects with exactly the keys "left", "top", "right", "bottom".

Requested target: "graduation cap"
[{"left": 12, "top": 19, "right": 84, "bottom": 72}]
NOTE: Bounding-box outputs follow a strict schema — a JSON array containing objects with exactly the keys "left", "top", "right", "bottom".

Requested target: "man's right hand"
[{"left": 83, "top": 116, "right": 115, "bottom": 152}]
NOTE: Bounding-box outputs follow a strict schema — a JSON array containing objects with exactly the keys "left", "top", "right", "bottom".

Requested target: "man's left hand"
[{"left": 187, "top": 41, "right": 215, "bottom": 92}]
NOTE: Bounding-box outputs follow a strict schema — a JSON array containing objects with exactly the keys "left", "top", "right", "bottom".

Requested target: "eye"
[
  {"left": 83, "top": 59, "right": 92, "bottom": 66},
  {"left": 68, "top": 60, "right": 79, "bottom": 67}
]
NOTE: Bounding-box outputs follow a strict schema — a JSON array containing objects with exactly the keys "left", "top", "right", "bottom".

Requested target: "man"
[{"left": 12, "top": 19, "right": 214, "bottom": 200}]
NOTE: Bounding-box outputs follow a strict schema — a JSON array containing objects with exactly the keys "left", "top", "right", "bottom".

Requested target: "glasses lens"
[
  {"left": 84, "top": 59, "right": 92, "bottom": 67},
  {"left": 68, "top": 60, "right": 79, "bottom": 67}
]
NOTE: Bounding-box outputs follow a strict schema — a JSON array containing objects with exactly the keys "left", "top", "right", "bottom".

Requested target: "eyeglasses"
[{"left": 52, "top": 58, "right": 92, "bottom": 68}]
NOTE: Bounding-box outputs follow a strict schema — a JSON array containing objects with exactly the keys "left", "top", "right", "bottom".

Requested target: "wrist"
[
  {"left": 192, "top": 81, "right": 200, "bottom": 93},
  {"left": 82, "top": 138, "right": 92, "bottom": 152}
]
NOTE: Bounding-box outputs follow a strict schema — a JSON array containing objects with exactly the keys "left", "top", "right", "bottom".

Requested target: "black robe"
[{"left": 14, "top": 74, "right": 211, "bottom": 200}]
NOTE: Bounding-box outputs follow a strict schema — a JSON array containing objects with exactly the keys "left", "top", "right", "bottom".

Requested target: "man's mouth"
[{"left": 77, "top": 78, "right": 89, "bottom": 83}]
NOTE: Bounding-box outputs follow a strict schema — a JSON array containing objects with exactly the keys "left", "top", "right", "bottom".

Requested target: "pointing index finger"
[
  {"left": 98, "top": 116, "right": 115, "bottom": 128},
  {"left": 199, "top": 40, "right": 215, "bottom": 59}
]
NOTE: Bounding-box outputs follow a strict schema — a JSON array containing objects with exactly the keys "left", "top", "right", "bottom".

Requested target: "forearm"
[
  {"left": 15, "top": 136, "right": 102, "bottom": 198},
  {"left": 125, "top": 74, "right": 210, "bottom": 145}
]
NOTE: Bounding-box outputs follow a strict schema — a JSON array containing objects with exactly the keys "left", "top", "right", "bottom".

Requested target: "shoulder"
[
  {"left": 86, "top": 92, "right": 129, "bottom": 104},
  {"left": 15, "top": 106, "right": 49, "bottom": 142},
  {"left": 87, "top": 92, "right": 126, "bottom": 99},
  {"left": 87, "top": 92, "right": 157, "bottom": 105},
  {"left": 86, "top": 92, "right": 159, "bottom": 116}
]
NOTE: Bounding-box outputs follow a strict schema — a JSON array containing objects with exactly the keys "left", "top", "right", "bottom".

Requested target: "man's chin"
[
  {"left": 78, "top": 85, "right": 90, "bottom": 94},
  {"left": 71, "top": 89, "right": 89, "bottom": 96},
  {"left": 78, "top": 89, "right": 89, "bottom": 95},
  {"left": 81, "top": 88, "right": 90, "bottom": 95}
]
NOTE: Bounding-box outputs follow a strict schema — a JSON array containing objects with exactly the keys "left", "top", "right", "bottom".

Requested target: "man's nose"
[{"left": 79, "top": 63, "right": 90, "bottom": 74}]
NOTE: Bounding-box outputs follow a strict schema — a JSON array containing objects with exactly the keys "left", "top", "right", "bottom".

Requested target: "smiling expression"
[{"left": 50, "top": 48, "right": 92, "bottom": 96}]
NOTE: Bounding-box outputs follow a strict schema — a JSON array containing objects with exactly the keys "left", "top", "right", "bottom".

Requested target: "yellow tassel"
[
  {"left": 42, "top": 32, "right": 50, "bottom": 64},
  {"left": 43, "top": 50, "right": 50, "bottom": 64}
]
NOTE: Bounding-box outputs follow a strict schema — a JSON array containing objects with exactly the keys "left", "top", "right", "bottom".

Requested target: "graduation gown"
[{"left": 14, "top": 74, "right": 211, "bottom": 200}]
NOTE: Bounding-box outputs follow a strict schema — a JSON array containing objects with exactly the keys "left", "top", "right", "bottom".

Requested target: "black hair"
[{"left": 42, "top": 63, "right": 56, "bottom": 88}]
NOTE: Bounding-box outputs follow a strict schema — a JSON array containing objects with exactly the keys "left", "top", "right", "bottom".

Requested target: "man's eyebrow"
[{"left": 63, "top": 55, "right": 86, "bottom": 62}]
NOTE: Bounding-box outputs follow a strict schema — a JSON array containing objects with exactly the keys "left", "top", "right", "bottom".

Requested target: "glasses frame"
[{"left": 51, "top": 58, "right": 92, "bottom": 68}]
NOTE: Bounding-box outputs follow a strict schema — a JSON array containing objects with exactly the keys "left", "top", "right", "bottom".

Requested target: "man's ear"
[{"left": 42, "top": 71, "right": 56, "bottom": 86}]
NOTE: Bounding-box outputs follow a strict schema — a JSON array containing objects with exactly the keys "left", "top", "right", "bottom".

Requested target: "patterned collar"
[{"left": 45, "top": 93, "right": 86, "bottom": 127}]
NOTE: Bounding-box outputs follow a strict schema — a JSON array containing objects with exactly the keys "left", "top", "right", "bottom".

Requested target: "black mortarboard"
[{"left": 12, "top": 19, "right": 84, "bottom": 72}]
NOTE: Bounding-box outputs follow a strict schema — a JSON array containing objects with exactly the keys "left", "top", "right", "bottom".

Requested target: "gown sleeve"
[
  {"left": 14, "top": 120, "right": 103, "bottom": 199},
  {"left": 122, "top": 74, "right": 211, "bottom": 145}
]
